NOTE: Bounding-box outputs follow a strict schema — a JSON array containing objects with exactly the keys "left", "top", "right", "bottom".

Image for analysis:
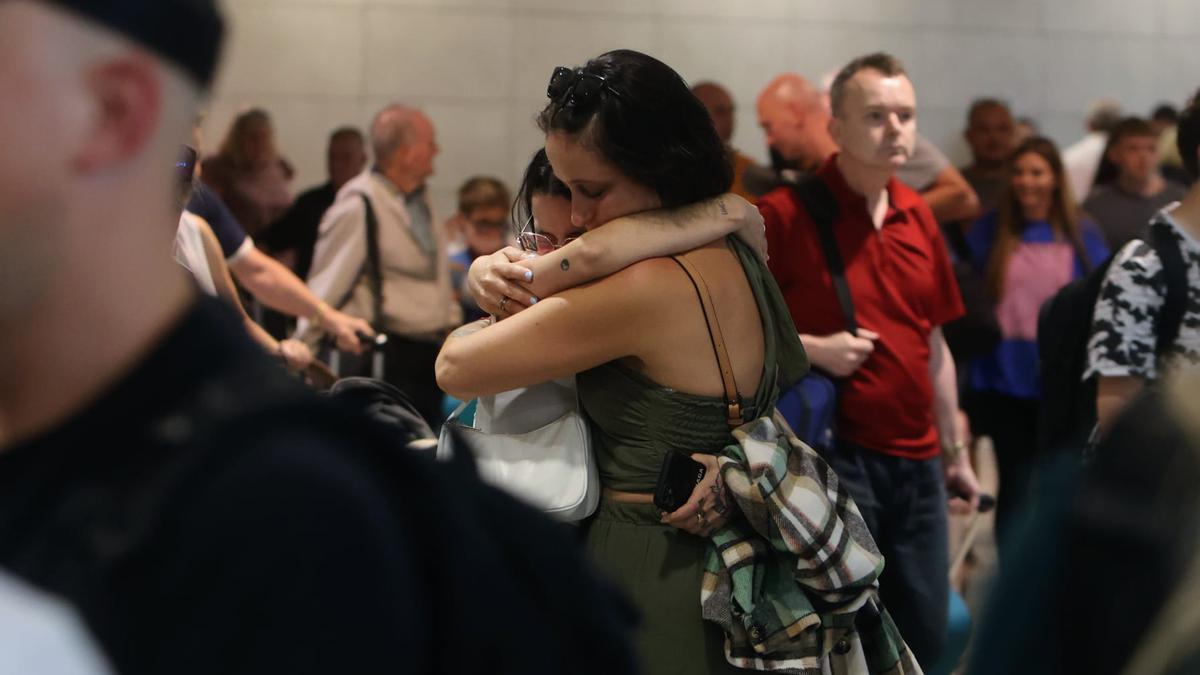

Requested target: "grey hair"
[
  {"left": 369, "top": 104, "right": 420, "bottom": 162},
  {"left": 1087, "top": 99, "right": 1123, "bottom": 133}
]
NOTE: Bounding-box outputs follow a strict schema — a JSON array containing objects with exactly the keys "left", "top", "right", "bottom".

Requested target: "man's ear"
[
  {"left": 72, "top": 55, "right": 162, "bottom": 173},
  {"left": 828, "top": 116, "right": 842, "bottom": 147}
]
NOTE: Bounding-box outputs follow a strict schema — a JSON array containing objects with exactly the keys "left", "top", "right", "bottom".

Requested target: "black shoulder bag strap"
[
  {"left": 1069, "top": 232, "right": 1094, "bottom": 276},
  {"left": 360, "top": 194, "right": 385, "bottom": 331},
  {"left": 792, "top": 176, "right": 858, "bottom": 334},
  {"left": 941, "top": 219, "right": 973, "bottom": 266},
  {"left": 1150, "top": 219, "right": 1189, "bottom": 358}
]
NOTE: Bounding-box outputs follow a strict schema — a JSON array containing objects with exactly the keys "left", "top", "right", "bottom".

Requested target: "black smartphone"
[{"left": 653, "top": 451, "right": 706, "bottom": 513}]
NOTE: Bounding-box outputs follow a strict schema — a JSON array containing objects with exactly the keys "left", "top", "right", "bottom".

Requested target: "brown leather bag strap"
[{"left": 669, "top": 253, "right": 744, "bottom": 428}]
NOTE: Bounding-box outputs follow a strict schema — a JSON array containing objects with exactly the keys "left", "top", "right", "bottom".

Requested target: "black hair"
[
  {"left": 512, "top": 149, "right": 571, "bottom": 235},
  {"left": 329, "top": 126, "right": 364, "bottom": 145},
  {"left": 536, "top": 50, "right": 731, "bottom": 209},
  {"left": 966, "top": 98, "right": 1011, "bottom": 126},
  {"left": 1153, "top": 104, "right": 1179, "bottom": 124},
  {"left": 1178, "top": 89, "right": 1200, "bottom": 180}
]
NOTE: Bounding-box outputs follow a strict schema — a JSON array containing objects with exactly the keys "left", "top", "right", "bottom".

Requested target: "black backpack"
[
  {"left": 1037, "top": 218, "right": 1189, "bottom": 454},
  {"left": 773, "top": 176, "right": 853, "bottom": 451},
  {"left": 941, "top": 221, "right": 1002, "bottom": 361},
  {"left": 326, "top": 376, "right": 437, "bottom": 452},
  {"left": 92, "top": 360, "right": 641, "bottom": 674}
]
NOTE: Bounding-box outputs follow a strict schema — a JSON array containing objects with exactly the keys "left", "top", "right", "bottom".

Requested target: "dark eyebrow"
[{"left": 570, "top": 180, "right": 609, "bottom": 189}]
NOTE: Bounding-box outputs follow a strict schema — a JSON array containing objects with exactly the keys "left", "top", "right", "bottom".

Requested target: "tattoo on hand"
[{"left": 560, "top": 258, "right": 570, "bottom": 271}]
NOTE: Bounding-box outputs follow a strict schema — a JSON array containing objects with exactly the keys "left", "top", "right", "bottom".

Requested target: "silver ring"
[{"left": 499, "top": 296, "right": 510, "bottom": 311}]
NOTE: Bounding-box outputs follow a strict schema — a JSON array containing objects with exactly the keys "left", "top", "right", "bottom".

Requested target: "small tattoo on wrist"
[
  {"left": 718, "top": 199, "right": 728, "bottom": 216},
  {"left": 560, "top": 258, "right": 570, "bottom": 271}
]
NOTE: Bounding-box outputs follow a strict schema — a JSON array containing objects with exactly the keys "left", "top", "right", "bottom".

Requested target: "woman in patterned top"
[{"left": 965, "top": 136, "right": 1109, "bottom": 547}]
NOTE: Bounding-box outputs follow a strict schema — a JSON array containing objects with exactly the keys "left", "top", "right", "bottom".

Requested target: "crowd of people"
[{"left": 3, "top": 0, "right": 1200, "bottom": 674}]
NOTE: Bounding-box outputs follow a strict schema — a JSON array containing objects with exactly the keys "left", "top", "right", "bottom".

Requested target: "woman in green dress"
[{"left": 437, "top": 50, "right": 806, "bottom": 675}]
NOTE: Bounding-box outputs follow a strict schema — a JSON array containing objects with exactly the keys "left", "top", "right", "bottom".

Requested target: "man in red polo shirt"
[{"left": 757, "top": 53, "right": 981, "bottom": 668}]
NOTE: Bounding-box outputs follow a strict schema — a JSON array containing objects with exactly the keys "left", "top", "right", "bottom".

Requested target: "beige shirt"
[
  {"left": 1063, "top": 132, "right": 1108, "bottom": 204},
  {"left": 296, "top": 170, "right": 461, "bottom": 343}
]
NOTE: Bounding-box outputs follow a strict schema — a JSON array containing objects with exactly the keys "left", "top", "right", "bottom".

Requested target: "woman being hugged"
[
  {"left": 964, "top": 136, "right": 1109, "bottom": 547},
  {"left": 437, "top": 50, "right": 807, "bottom": 674}
]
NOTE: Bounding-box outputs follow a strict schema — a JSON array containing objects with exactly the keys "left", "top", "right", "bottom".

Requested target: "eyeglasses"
[
  {"left": 517, "top": 215, "right": 580, "bottom": 255},
  {"left": 546, "top": 66, "right": 622, "bottom": 109},
  {"left": 175, "top": 145, "right": 198, "bottom": 188}
]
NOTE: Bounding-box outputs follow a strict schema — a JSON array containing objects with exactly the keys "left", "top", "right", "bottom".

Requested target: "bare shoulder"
[
  {"left": 558, "top": 256, "right": 694, "bottom": 315},
  {"left": 602, "top": 256, "right": 694, "bottom": 297},
  {"left": 610, "top": 256, "right": 688, "bottom": 283}
]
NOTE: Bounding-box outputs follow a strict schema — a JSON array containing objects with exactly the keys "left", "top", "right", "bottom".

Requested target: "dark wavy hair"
[
  {"left": 512, "top": 148, "right": 571, "bottom": 235},
  {"left": 536, "top": 50, "right": 731, "bottom": 209}
]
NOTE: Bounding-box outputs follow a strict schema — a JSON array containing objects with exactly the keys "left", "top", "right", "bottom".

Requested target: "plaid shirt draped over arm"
[{"left": 701, "top": 412, "right": 922, "bottom": 675}]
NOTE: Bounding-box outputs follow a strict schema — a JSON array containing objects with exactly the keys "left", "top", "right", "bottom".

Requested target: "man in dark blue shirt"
[
  {"left": 185, "top": 157, "right": 373, "bottom": 351},
  {"left": 0, "top": 3, "right": 638, "bottom": 674}
]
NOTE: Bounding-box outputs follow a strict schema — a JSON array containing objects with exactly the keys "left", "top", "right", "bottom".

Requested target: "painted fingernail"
[{"left": 530, "top": 296, "right": 539, "bottom": 304}]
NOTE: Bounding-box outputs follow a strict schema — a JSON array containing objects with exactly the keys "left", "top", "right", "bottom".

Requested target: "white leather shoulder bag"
[{"left": 437, "top": 377, "right": 600, "bottom": 523}]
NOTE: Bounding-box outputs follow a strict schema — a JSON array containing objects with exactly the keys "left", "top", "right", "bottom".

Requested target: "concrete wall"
[{"left": 207, "top": 0, "right": 1200, "bottom": 219}]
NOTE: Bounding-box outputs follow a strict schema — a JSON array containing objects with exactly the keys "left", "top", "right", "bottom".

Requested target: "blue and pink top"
[{"left": 965, "top": 210, "right": 1110, "bottom": 399}]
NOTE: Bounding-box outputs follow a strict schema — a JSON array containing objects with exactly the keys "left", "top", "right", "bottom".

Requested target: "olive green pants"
[{"left": 584, "top": 499, "right": 747, "bottom": 675}]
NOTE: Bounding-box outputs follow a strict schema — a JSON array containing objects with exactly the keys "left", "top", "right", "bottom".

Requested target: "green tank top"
[{"left": 577, "top": 237, "right": 809, "bottom": 492}]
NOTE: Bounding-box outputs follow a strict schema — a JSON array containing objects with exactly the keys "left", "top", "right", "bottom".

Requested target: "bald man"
[
  {"left": 756, "top": 73, "right": 840, "bottom": 174},
  {"left": 299, "top": 104, "right": 461, "bottom": 425},
  {"left": 759, "top": 73, "right": 979, "bottom": 223},
  {"left": 691, "top": 81, "right": 771, "bottom": 200}
]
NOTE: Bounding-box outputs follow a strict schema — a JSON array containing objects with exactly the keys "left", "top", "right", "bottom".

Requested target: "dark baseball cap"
[{"left": 39, "top": 0, "right": 225, "bottom": 88}]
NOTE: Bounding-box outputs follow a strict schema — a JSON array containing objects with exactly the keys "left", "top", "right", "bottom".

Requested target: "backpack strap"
[
  {"left": 942, "top": 221, "right": 974, "bottom": 265},
  {"left": 669, "top": 252, "right": 744, "bottom": 428},
  {"left": 361, "top": 193, "right": 385, "bottom": 331},
  {"left": 1150, "top": 219, "right": 1189, "bottom": 358},
  {"left": 1069, "top": 232, "right": 1094, "bottom": 276},
  {"left": 791, "top": 176, "right": 857, "bottom": 333}
]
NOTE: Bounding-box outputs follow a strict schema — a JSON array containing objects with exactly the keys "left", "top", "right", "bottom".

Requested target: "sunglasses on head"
[
  {"left": 517, "top": 215, "right": 580, "bottom": 255},
  {"left": 546, "top": 66, "right": 622, "bottom": 109}
]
